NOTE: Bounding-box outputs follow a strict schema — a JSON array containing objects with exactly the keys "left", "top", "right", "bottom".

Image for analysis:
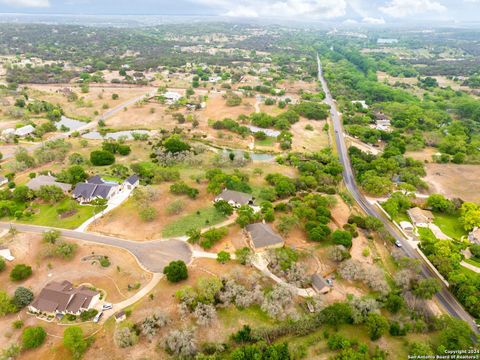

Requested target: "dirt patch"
[
  {"left": 291, "top": 119, "right": 330, "bottom": 152},
  {"left": 423, "top": 163, "right": 480, "bottom": 202}
]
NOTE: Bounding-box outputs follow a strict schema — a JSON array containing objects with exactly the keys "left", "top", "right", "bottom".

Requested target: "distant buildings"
[
  {"left": 2, "top": 125, "right": 35, "bottom": 139},
  {"left": 311, "top": 274, "right": 330, "bottom": 294},
  {"left": 29, "top": 280, "right": 100, "bottom": 316},
  {"left": 377, "top": 38, "right": 398, "bottom": 45},
  {"left": 163, "top": 91, "right": 182, "bottom": 105}
]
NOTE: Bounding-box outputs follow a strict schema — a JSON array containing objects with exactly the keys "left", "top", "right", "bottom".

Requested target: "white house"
[
  {"left": 123, "top": 174, "right": 140, "bottom": 191},
  {"left": 14, "top": 125, "right": 35, "bottom": 137},
  {"left": 72, "top": 176, "right": 120, "bottom": 203},
  {"left": 214, "top": 189, "right": 253, "bottom": 208},
  {"left": 163, "top": 91, "right": 182, "bottom": 105}
]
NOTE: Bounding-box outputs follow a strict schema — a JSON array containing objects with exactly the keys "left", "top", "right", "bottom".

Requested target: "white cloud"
[
  {"left": 0, "top": 0, "right": 49, "bottom": 6},
  {"left": 362, "top": 16, "right": 385, "bottom": 24},
  {"left": 193, "top": 0, "right": 347, "bottom": 19},
  {"left": 380, "top": 0, "right": 446, "bottom": 18}
]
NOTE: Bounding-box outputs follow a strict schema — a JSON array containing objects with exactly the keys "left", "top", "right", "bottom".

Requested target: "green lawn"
[
  {"left": 417, "top": 227, "right": 437, "bottom": 241},
  {"left": 161, "top": 206, "right": 227, "bottom": 238},
  {"left": 432, "top": 212, "right": 467, "bottom": 240},
  {"left": 465, "top": 258, "right": 480, "bottom": 268},
  {"left": 217, "top": 305, "right": 275, "bottom": 329},
  {"left": 255, "top": 136, "right": 276, "bottom": 147},
  {"left": 18, "top": 199, "right": 106, "bottom": 229}
]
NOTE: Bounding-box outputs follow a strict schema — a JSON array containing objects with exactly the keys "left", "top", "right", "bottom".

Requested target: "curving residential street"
[
  {"left": 317, "top": 54, "right": 478, "bottom": 332},
  {"left": 0, "top": 222, "right": 192, "bottom": 273}
]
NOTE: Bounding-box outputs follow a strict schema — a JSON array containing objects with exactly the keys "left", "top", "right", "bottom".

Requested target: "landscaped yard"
[
  {"left": 161, "top": 206, "right": 227, "bottom": 238},
  {"left": 433, "top": 212, "right": 467, "bottom": 240},
  {"left": 255, "top": 136, "right": 276, "bottom": 147},
  {"left": 18, "top": 199, "right": 106, "bottom": 229}
]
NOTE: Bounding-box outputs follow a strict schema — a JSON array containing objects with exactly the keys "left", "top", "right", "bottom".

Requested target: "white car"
[
  {"left": 93, "top": 312, "right": 103, "bottom": 323},
  {"left": 395, "top": 240, "right": 402, "bottom": 248},
  {"left": 102, "top": 303, "right": 113, "bottom": 310}
]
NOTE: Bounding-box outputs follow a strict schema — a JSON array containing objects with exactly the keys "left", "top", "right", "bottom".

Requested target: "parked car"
[
  {"left": 395, "top": 240, "right": 403, "bottom": 248},
  {"left": 102, "top": 303, "right": 113, "bottom": 310},
  {"left": 93, "top": 312, "right": 103, "bottom": 323}
]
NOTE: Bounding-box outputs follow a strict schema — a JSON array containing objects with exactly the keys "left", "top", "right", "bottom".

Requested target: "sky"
[{"left": 0, "top": 0, "right": 479, "bottom": 24}]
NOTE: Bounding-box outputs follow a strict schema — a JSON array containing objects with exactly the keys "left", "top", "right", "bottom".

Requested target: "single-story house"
[
  {"left": 163, "top": 91, "right": 181, "bottom": 104},
  {"left": 115, "top": 311, "right": 126, "bottom": 323},
  {"left": 0, "top": 176, "right": 8, "bottom": 187},
  {"left": 123, "top": 174, "right": 140, "bottom": 191},
  {"left": 215, "top": 189, "right": 253, "bottom": 208},
  {"left": 245, "top": 222, "right": 284, "bottom": 252},
  {"left": 399, "top": 221, "right": 414, "bottom": 232},
  {"left": 407, "top": 207, "right": 434, "bottom": 228},
  {"left": 311, "top": 273, "right": 330, "bottom": 294},
  {"left": 29, "top": 280, "right": 100, "bottom": 316},
  {"left": 374, "top": 119, "right": 391, "bottom": 131},
  {"left": 72, "top": 177, "right": 120, "bottom": 203},
  {"left": 14, "top": 125, "right": 35, "bottom": 137},
  {"left": 468, "top": 227, "right": 480, "bottom": 245},
  {"left": 0, "top": 246, "right": 14, "bottom": 261},
  {"left": 26, "top": 175, "right": 72, "bottom": 193}
]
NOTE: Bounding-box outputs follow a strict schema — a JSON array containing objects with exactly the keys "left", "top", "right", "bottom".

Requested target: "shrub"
[
  {"left": 63, "top": 326, "right": 88, "bottom": 359},
  {"left": 22, "top": 326, "right": 46, "bottom": 349},
  {"left": 366, "top": 313, "right": 389, "bottom": 340},
  {"left": 79, "top": 309, "right": 98, "bottom": 321},
  {"left": 164, "top": 328, "right": 197, "bottom": 358},
  {"left": 170, "top": 182, "right": 199, "bottom": 199},
  {"left": 12, "top": 287, "right": 33, "bottom": 308},
  {"left": 43, "top": 229, "right": 61, "bottom": 244},
  {"left": 90, "top": 150, "right": 115, "bottom": 166},
  {"left": 99, "top": 256, "right": 111, "bottom": 267},
  {"left": 213, "top": 200, "right": 234, "bottom": 216},
  {"left": 332, "top": 230, "right": 353, "bottom": 248},
  {"left": 166, "top": 199, "right": 185, "bottom": 215},
  {"left": 199, "top": 227, "right": 228, "bottom": 249},
  {"left": 10, "top": 264, "right": 32, "bottom": 281},
  {"left": 163, "top": 260, "right": 188, "bottom": 283},
  {"left": 216, "top": 251, "right": 231, "bottom": 264},
  {"left": 235, "top": 247, "right": 252, "bottom": 265},
  {"left": 12, "top": 320, "right": 24, "bottom": 329}
]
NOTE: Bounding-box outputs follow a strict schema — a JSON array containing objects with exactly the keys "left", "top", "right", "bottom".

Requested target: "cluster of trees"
[
  {"left": 250, "top": 110, "right": 299, "bottom": 130},
  {"left": 187, "top": 227, "right": 229, "bottom": 249},
  {"left": 170, "top": 181, "right": 199, "bottom": 199},
  {"left": 349, "top": 146, "right": 426, "bottom": 196}
]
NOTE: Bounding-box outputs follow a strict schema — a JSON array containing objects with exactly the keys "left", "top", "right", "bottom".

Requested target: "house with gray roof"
[
  {"left": 311, "top": 274, "right": 330, "bottom": 294},
  {"left": 245, "top": 222, "right": 284, "bottom": 252},
  {"left": 72, "top": 182, "right": 119, "bottom": 203},
  {"left": 215, "top": 189, "right": 253, "bottom": 208},
  {"left": 29, "top": 280, "right": 100, "bottom": 316},
  {"left": 26, "top": 175, "right": 72, "bottom": 193},
  {"left": 123, "top": 174, "right": 140, "bottom": 191}
]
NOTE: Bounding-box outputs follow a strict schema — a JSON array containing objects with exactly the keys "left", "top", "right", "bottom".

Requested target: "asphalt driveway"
[{"left": 0, "top": 222, "right": 192, "bottom": 273}]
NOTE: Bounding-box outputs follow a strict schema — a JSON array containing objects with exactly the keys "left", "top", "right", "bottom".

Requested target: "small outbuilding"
[
  {"left": 399, "top": 221, "right": 414, "bottom": 232},
  {"left": 245, "top": 222, "right": 284, "bottom": 252},
  {"left": 123, "top": 174, "right": 140, "bottom": 191},
  {"left": 311, "top": 274, "right": 330, "bottom": 294},
  {"left": 0, "top": 246, "right": 14, "bottom": 261},
  {"left": 115, "top": 311, "right": 126, "bottom": 323}
]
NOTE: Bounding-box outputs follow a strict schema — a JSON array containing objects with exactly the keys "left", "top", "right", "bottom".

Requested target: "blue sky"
[{"left": 0, "top": 0, "right": 479, "bottom": 24}]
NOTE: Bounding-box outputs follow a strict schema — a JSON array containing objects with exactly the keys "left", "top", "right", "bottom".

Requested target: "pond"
[
  {"left": 82, "top": 129, "right": 150, "bottom": 140},
  {"left": 220, "top": 148, "right": 276, "bottom": 162},
  {"left": 56, "top": 116, "right": 87, "bottom": 131}
]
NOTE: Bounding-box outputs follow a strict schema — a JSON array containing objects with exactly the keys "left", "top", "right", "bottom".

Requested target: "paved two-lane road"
[
  {"left": 317, "top": 54, "right": 477, "bottom": 331},
  {"left": 0, "top": 222, "right": 192, "bottom": 273}
]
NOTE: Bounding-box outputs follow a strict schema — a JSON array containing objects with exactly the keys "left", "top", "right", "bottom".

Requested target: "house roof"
[
  {"left": 30, "top": 281, "right": 99, "bottom": 314},
  {"left": 216, "top": 189, "right": 252, "bottom": 205},
  {"left": 246, "top": 222, "right": 284, "bottom": 249},
  {"left": 407, "top": 207, "right": 434, "bottom": 224},
  {"left": 26, "top": 175, "right": 72, "bottom": 192},
  {"left": 87, "top": 175, "right": 104, "bottom": 184},
  {"left": 115, "top": 311, "right": 126, "bottom": 319},
  {"left": 311, "top": 274, "right": 328, "bottom": 291},
  {"left": 72, "top": 182, "right": 116, "bottom": 200},
  {"left": 14, "top": 125, "right": 35, "bottom": 137},
  {"left": 469, "top": 227, "right": 480, "bottom": 240},
  {"left": 125, "top": 174, "right": 139, "bottom": 185}
]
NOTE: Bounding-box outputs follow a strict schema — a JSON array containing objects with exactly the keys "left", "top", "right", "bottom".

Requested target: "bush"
[
  {"left": 163, "top": 260, "right": 188, "bottom": 283},
  {"left": 166, "top": 199, "right": 185, "bottom": 215},
  {"left": 10, "top": 264, "right": 32, "bottom": 281},
  {"left": 366, "top": 313, "right": 389, "bottom": 340},
  {"left": 99, "top": 256, "right": 111, "bottom": 267},
  {"left": 114, "top": 326, "right": 138, "bottom": 348},
  {"left": 90, "top": 150, "right": 115, "bottom": 166},
  {"left": 235, "top": 247, "right": 252, "bottom": 265},
  {"left": 200, "top": 227, "right": 228, "bottom": 249},
  {"left": 12, "top": 287, "right": 33, "bottom": 308},
  {"left": 216, "top": 251, "right": 231, "bottom": 264},
  {"left": 332, "top": 230, "right": 353, "bottom": 248},
  {"left": 22, "top": 326, "right": 46, "bottom": 349},
  {"left": 43, "top": 229, "right": 61, "bottom": 244},
  {"left": 79, "top": 309, "right": 98, "bottom": 321},
  {"left": 170, "top": 182, "right": 199, "bottom": 199},
  {"left": 63, "top": 326, "right": 88, "bottom": 359}
]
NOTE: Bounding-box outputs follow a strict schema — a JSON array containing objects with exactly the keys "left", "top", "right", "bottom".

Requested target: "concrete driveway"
[{"left": 0, "top": 222, "right": 192, "bottom": 273}]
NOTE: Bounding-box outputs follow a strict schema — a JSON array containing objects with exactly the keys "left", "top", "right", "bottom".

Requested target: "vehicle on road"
[
  {"left": 395, "top": 240, "right": 403, "bottom": 248},
  {"left": 102, "top": 303, "right": 113, "bottom": 310}
]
